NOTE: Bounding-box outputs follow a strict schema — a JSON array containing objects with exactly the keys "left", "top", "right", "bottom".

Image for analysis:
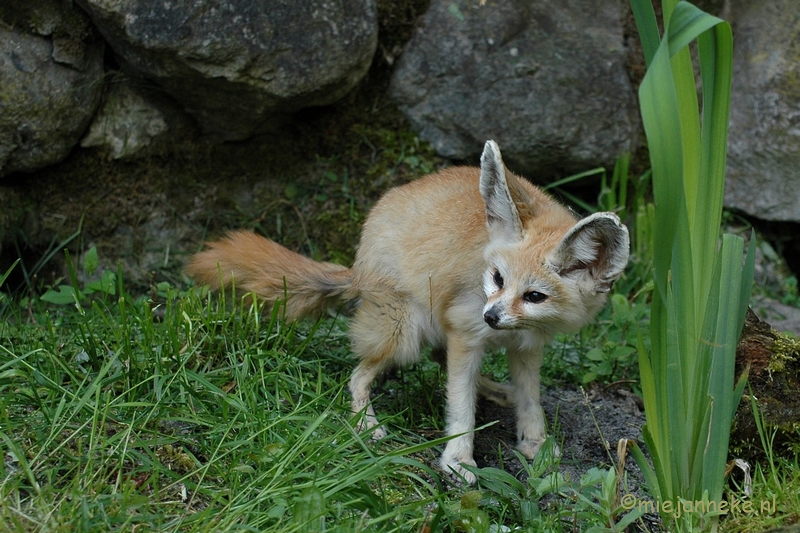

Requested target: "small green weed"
[
  {"left": 779, "top": 276, "right": 800, "bottom": 307},
  {"left": 452, "top": 438, "right": 645, "bottom": 532},
  {"left": 538, "top": 151, "right": 653, "bottom": 389},
  {"left": 576, "top": 294, "right": 646, "bottom": 386},
  {"left": 544, "top": 294, "right": 648, "bottom": 388},
  {"left": 38, "top": 246, "right": 116, "bottom": 306}
]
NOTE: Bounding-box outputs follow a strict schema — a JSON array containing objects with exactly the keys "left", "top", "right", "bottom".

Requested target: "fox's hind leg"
[
  {"left": 348, "top": 292, "right": 423, "bottom": 439},
  {"left": 349, "top": 358, "right": 392, "bottom": 438}
]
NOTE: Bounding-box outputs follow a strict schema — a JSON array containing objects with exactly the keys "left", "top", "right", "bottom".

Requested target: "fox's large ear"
[
  {"left": 550, "top": 213, "right": 630, "bottom": 293},
  {"left": 479, "top": 140, "right": 532, "bottom": 242}
]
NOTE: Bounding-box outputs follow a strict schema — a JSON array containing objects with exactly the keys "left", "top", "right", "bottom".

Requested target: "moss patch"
[{"left": 731, "top": 311, "right": 800, "bottom": 462}]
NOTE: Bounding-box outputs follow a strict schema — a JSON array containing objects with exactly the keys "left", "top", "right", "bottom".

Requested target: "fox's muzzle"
[{"left": 483, "top": 307, "right": 501, "bottom": 329}]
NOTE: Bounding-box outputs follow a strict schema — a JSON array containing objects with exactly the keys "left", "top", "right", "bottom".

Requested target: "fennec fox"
[{"left": 187, "top": 141, "right": 629, "bottom": 483}]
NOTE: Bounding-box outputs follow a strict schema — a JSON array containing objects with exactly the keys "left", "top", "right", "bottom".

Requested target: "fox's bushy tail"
[{"left": 186, "top": 231, "right": 354, "bottom": 319}]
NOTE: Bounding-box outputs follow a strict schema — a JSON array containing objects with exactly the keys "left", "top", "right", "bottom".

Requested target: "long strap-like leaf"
[{"left": 630, "top": 2, "right": 749, "bottom": 530}]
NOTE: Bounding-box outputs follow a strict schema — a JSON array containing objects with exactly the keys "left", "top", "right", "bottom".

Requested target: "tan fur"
[
  {"left": 186, "top": 231, "right": 352, "bottom": 320},
  {"left": 187, "top": 141, "right": 629, "bottom": 483}
]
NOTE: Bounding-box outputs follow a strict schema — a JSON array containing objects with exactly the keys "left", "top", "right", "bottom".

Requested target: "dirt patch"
[
  {"left": 473, "top": 383, "right": 647, "bottom": 487},
  {"left": 468, "top": 383, "right": 658, "bottom": 530}
]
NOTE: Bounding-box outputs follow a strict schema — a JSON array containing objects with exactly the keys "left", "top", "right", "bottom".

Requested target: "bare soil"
[
  {"left": 473, "top": 384, "right": 646, "bottom": 483},
  {"left": 471, "top": 383, "right": 659, "bottom": 530}
]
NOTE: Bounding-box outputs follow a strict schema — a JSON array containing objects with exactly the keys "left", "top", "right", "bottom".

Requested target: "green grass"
[
  {"left": 0, "top": 283, "right": 448, "bottom": 532},
  {"left": 721, "top": 394, "right": 800, "bottom": 532},
  {"left": 0, "top": 263, "right": 646, "bottom": 533},
  {"left": 0, "top": 282, "right": 644, "bottom": 532},
  {"left": 720, "top": 456, "right": 800, "bottom": 533}
]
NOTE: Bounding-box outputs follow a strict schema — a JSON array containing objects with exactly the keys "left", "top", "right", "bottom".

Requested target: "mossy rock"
[{"left": 731, "top": 309, "right": 800, "bottom": 463}]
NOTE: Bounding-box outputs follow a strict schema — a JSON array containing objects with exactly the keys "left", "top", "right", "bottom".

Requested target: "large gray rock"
[
  {"left": 0, "top": 0, "right": 105, "bottom": 178},
  {"left": 725, "top": 0, "right": 800, "bottom": 222},
  {"left": 390, "top": 0, "right": 639, "bottom": 179},
  {"left": 80, "top": 83, "right": 169, "bottom": 159},
  {"left": 76, "top": 0, "right": 378, "bottom": 141}
]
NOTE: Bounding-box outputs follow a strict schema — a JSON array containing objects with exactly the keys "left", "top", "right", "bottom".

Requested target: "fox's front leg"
[
  {"left": 507, "top": 344, "right": 546, "bottom": 459},
  {"left": 440, "top": 335, "right": 484, "bottom": 484}
]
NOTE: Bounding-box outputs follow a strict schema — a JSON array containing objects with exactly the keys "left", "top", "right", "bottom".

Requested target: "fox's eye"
[
  {"left": 493, "top": 270, "right": 504, "bottom": 289},
  {"left": 523, "top": 291, "right": 548, "bottom": 304}
]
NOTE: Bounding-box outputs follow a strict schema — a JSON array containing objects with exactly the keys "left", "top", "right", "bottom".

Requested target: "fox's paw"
[
  {"left": 440, "top": 454, "right": 478, "bottom": 484},
  {"left": 517, "top": 438, "right": 545, "bottom": 460},
  {"left": 354, "top": 417, "right": 387, "bottom": 440},
  {"left": 368, "top": 425, "right": 387, "bottom": 441},
  {"left": 517, "top": 438, "right": 560, "bottom": 460},
  {"left": 439, "top": 457, "right": 478, "bottom": 485}
]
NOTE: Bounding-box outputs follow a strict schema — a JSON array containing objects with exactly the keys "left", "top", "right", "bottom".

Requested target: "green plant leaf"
[
  {"left": 630, "top": 0, "right": 659, "bottom": 67},
  {"left": 40, "top": 285, "right": 79, "bottom": 305},
  {"left": 83, "top": 246, "right": 99, "bottom": 276},
  {"left": 631, "top": 1, "right": 748, "bottom": 529},
  {"left": 292, "top": 486, "right": 326, "bottom": 532},
  {"left": 0, "top": 259, "right": 19, "bottom": 290},
  {"left": 85, "top": 270, "right": 117, "bottom": 296}
]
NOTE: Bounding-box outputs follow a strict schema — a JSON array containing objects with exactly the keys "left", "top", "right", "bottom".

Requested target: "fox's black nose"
[{"left": 484, "top": 308, "right": 500, "bottom": 329}]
